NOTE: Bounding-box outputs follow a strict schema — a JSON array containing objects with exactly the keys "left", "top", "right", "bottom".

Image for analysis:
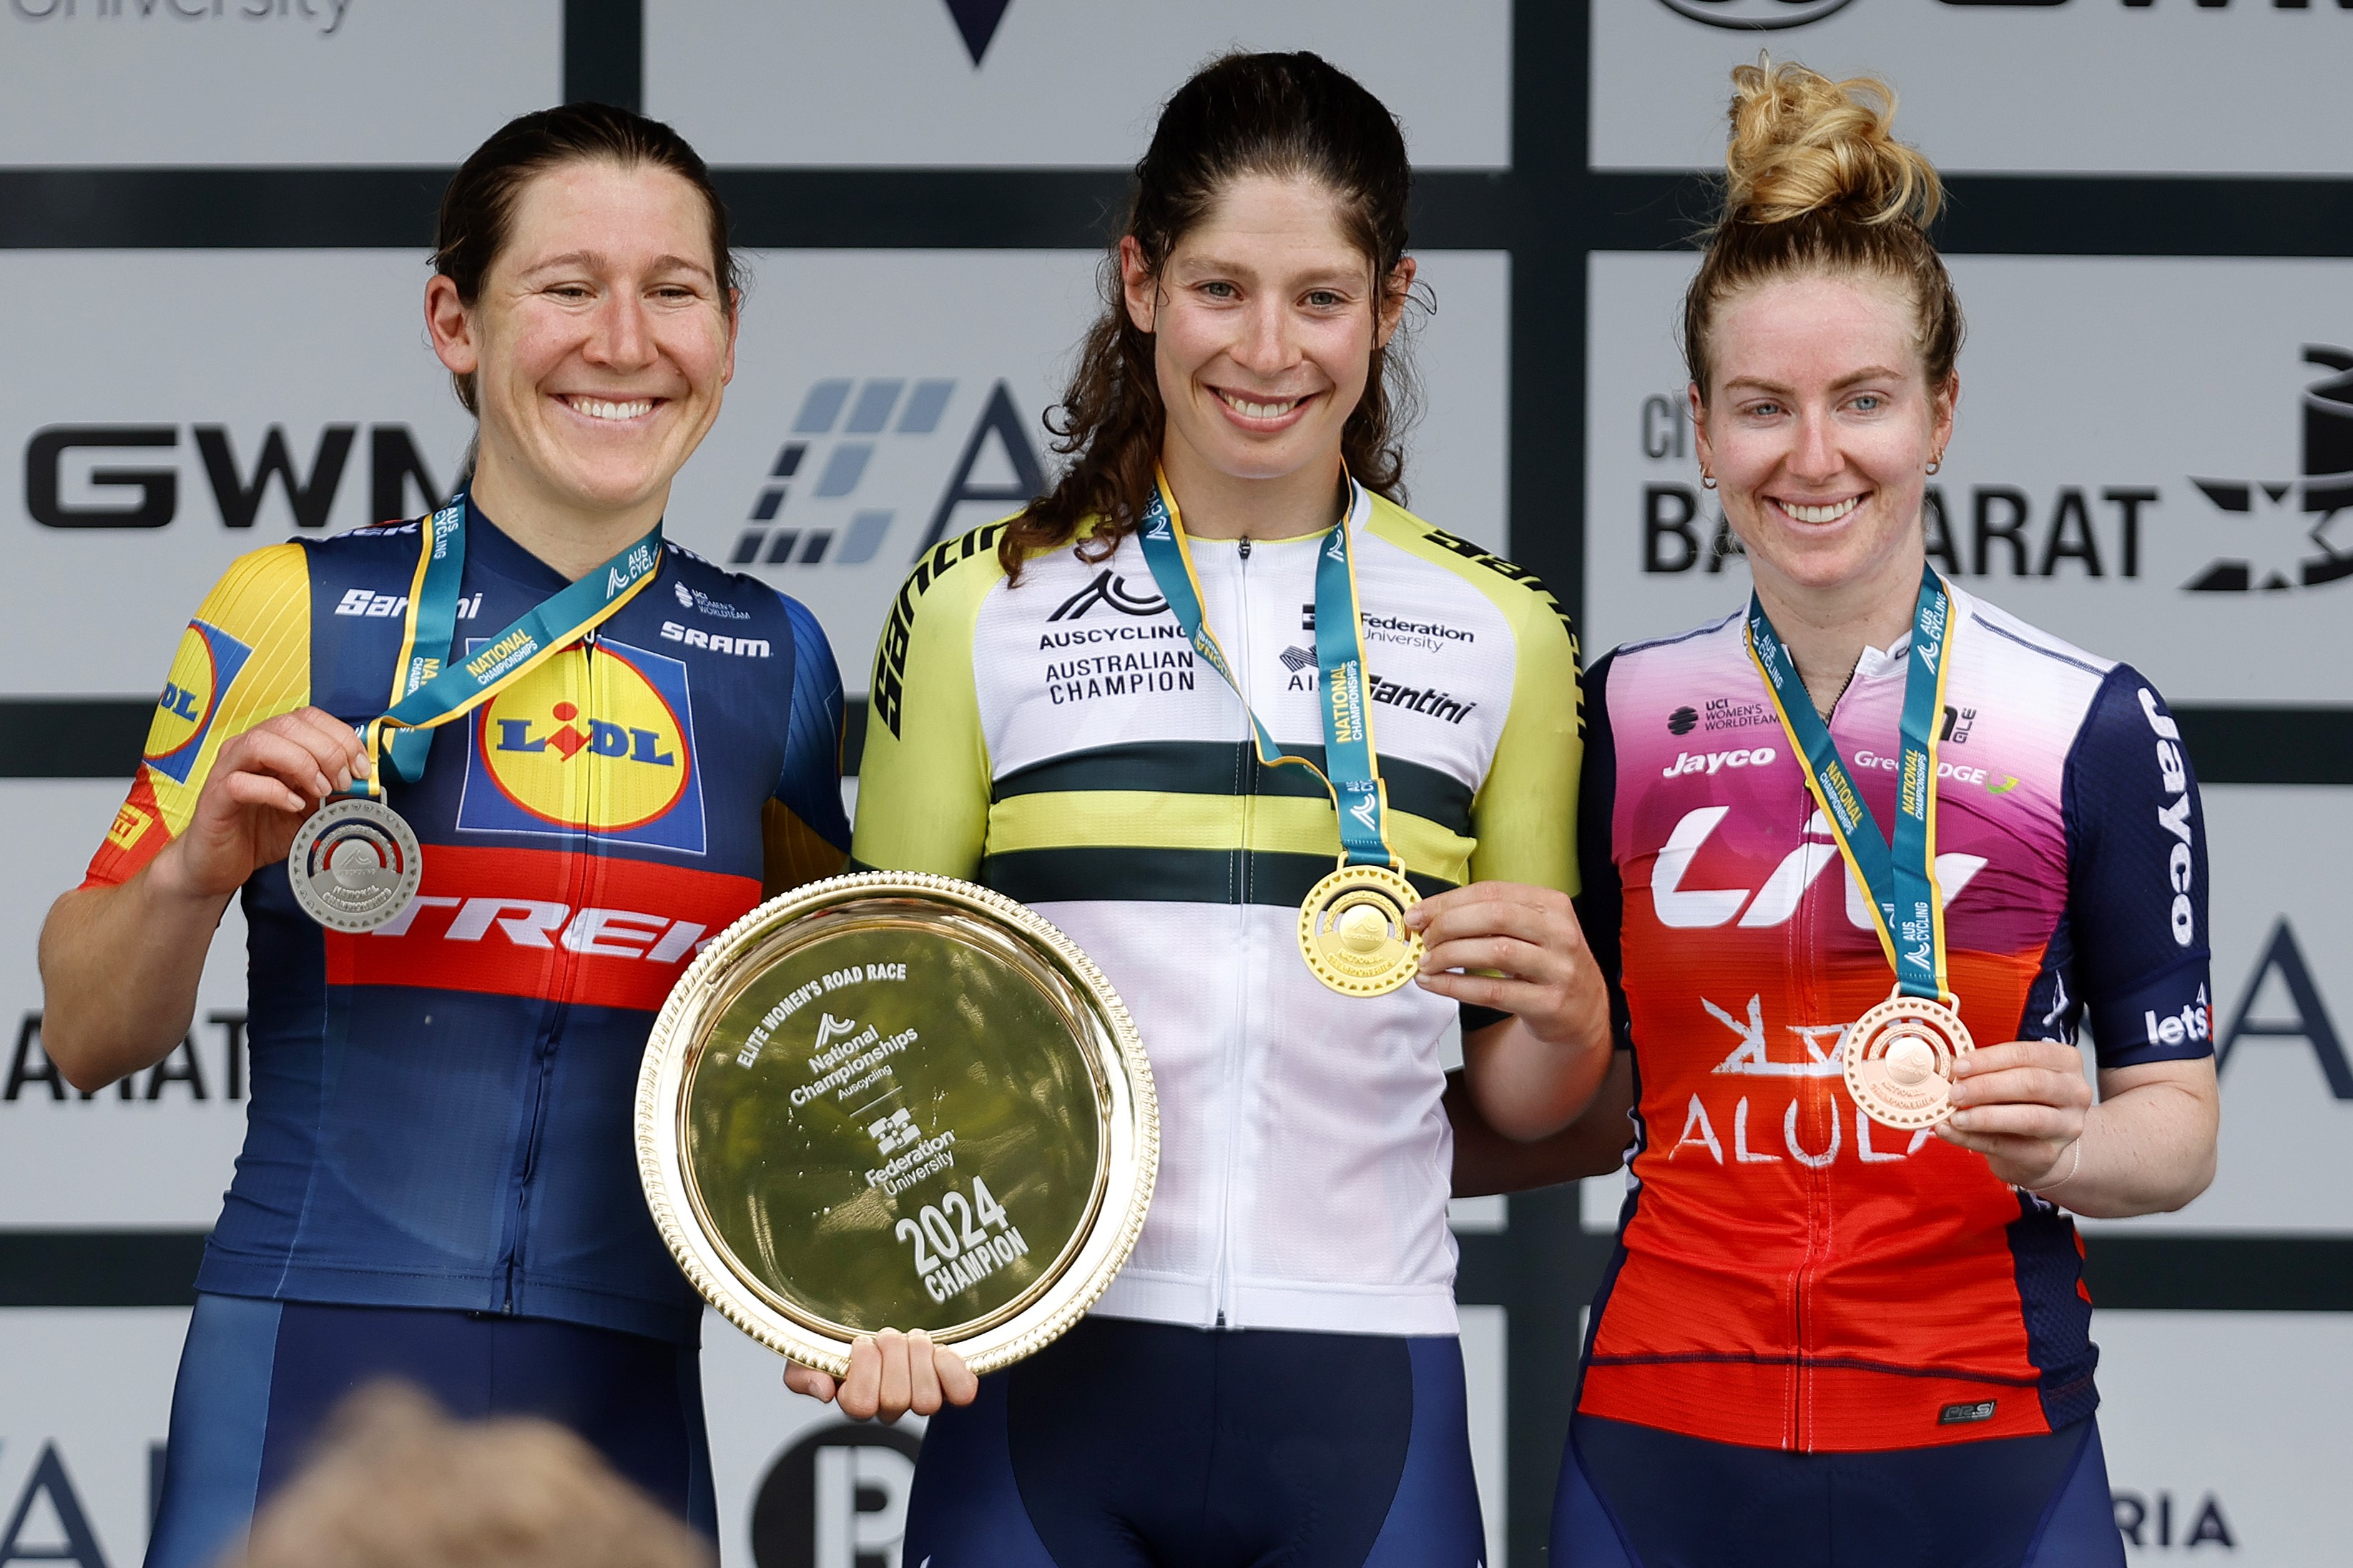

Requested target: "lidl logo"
[
  {"left": 456, "top": 637, "right": 706, "bottom": 854},
  {"left": 145, "top": 618, "right": 253, "bottom": 784}
]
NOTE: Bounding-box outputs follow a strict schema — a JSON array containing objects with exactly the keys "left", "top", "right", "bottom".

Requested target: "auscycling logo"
[{"left": 732, "top": 376, "right": 1044, "bottom": 573}]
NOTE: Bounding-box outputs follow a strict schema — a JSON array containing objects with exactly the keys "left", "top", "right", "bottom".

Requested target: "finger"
[
  {"left": 875, "top": 1328, "right": 913, "bottom": 1423},
  {"left": 279, "top": 708, "right": 370, "bottom": 788},
  {"left": 1951, "top": 1042, "right": 2080, "bottom": 1078},
  {"left": 1419, "top": 934, "right": 1556, "bottom": 981},
  {"left": 1945, "top": 1102, "right": 2080, "bottom": 1142},
  {"left": 1934, "top": 1123, "right": 2066, "bottom": 1175},
  {"left": 1405, "top": 879, "right": 1564, "bottom": 929},
  {"left": 220, "top": 771, "right": 313, "bottom": 817},
  {"left": 227, "top": 729, "right": 346, "bottom": 804},
  {"left": 782, "top": 1364, "right": 838, "bottom": 1404},
  {"left": 935, "top": 1345, "right": 979, "bottom": 1407},
  {"left": 1413, "top": 969, "right": 1544, "bottom": 1011},
  {"left": 839, "top": 1336, "right": 882, "bottom": 1421},
  {"left": 1413, "top": 898, "right": 1575, "bottom": 952},
  {"left": 906, "top": 1330, "right": 944, "bottom": 1417},
  {"left": 1947, "top": 1067, "right": 2089, "bottom": 1111},
  {"left": 255, "top": 709, "right": 358, "bottom": 787}
]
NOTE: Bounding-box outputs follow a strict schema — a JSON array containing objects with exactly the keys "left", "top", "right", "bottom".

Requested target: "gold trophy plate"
[{"left": 637, "top": 872, "right": 1157, "bottom": 1376}]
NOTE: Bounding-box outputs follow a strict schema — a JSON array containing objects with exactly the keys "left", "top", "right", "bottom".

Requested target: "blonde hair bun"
[{"left": 1722, "top": 57, "right": 1940, "bottom": 230}]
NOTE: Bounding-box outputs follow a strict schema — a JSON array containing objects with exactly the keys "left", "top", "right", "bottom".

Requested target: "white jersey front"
[{"left": 854, "top": 489, "right": 1581, "bottom": 1335}]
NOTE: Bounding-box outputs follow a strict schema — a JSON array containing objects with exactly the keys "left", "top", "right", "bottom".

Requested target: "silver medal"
[{"left": 288, "top": 797, "right": 423, "bottom": 932}]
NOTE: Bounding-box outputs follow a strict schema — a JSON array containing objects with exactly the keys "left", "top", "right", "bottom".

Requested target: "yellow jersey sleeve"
[
  {"left": 850, "top": 524, "right": 1010, "bottom": 879},
  {"left": 86, "top": 543, "right": 313, "bottom": 887},
  {"left": 1367, "top": 499, "right": 1582, "bottom": 897}
]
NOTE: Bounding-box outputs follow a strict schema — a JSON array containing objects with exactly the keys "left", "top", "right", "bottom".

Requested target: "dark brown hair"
[
  {"left": 433, "top": 102, "right": 740, "bottom": 415},
  {"left": 1683, "top": 60, "right": 1963, "bottom": 400},
  {"left": 1000, "top": 51, "right": 1418, "bottom": 578}
]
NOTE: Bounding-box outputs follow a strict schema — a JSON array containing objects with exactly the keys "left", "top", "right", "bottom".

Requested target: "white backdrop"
[{"left": 2, "top": 4, "right": 2348, "bottom": 1566}]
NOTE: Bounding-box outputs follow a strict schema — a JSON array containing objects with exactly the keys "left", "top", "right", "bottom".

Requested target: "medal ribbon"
[
  {"left": 350, "top": 494, "right": 664, "bottom": 799},
  {"left": 1743, "top": 562, "right": 1957, "bottom": 1002},
  {"left": 1131, "top": 468, "right": 1400, "bottom": 872}
]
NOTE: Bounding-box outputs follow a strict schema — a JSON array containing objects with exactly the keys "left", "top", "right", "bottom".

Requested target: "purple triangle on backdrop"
[{"left": 944, "top": 0, "right": 1013, "bottom": 65}]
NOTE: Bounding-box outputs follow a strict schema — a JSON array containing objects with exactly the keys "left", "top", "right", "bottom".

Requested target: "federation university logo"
[
  {"left": 458, "top": 638, "right": 707, "bottom": 853},
  {"left": 145, "top": 618, "right": 254, "bottom": 784}
]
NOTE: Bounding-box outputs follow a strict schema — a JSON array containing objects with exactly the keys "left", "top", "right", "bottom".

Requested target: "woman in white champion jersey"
[{"left": 792, "top": 50, "right": 1612, "bottom": 1567}]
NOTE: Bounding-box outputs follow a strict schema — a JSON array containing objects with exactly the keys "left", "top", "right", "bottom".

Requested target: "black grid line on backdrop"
[{"left": 2, "top": 3, "right": 2348, "bottom": 1562}]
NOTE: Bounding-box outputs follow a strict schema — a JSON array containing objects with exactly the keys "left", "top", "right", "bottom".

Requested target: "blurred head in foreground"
[{"left": 224, "top": 1382, "right": 711, "bottom": 1568}]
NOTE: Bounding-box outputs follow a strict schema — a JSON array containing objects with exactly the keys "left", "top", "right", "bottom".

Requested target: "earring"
[
  {"left": 1701, "top": 472, "right": 1718, "bottom": 490},
  {"left": 1926, "top": 455, "right": 1943, "bottom": 476}
]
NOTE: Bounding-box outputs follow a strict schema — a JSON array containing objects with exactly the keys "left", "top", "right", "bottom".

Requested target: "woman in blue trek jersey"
[{"left": 39, "top": 104, "right": 852, "bottom": 1565}]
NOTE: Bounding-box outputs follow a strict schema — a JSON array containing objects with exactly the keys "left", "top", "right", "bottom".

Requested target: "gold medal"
[
  {"left": 1843, "top": 991, "right": 1975, "bottom": 1130},
  {"left": 1297, "top": 864, "right": 1424, "bottom": 997}
]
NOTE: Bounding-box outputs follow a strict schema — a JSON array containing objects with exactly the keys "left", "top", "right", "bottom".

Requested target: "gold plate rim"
[
  {"left": 1842, "top": 993, "right": 1975, "bottom": 1131},
  {"left": 1296, "top": 863, "right": 1425, "bottom": 997},
  {"left": 636, "top": 870, "right": 1159, "bottom": 1377}
]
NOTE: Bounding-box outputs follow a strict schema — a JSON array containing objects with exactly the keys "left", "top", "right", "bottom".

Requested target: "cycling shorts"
[
  {"left": 903, "top": 1316, "right": 1485, "bottom": 1567},
  {"left": 1552, "top": 1412, "right": 2123, "bottom": 1567},
  {"left": 144, "top": 1293, "right": 713, "bottom": 1568}
]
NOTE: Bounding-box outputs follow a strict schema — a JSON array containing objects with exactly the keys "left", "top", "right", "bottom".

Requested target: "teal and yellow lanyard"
[
  {"left": 1131, "top": 467, "right": 1400, "bottom": 873},
  {"left": 1744, "top": 563, "right": 1958, "bottom": 1002},
  {"left": 350, "top": 494, "right": 664, "bottom": 799}
]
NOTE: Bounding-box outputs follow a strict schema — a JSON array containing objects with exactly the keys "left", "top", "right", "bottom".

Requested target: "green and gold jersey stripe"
[
  {"left": 991, "top": 739, "right": 1474, "bottom": 836},
  {"left": 981, "top": 847, "right": 1461, "bottom": 909}
]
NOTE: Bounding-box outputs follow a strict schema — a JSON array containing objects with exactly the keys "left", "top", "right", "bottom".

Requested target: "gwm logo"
[
  {"left": 2187, "top": 345, "right": 2353, "bottom": 593},
  {"left": 145, "top": 619, "right": 253, "bottom": 784},
  {"left": 457, "top": 639, "right": 707, "bottom": 854},
  {"left": 732, "top": 376, "right": 1044, "bottom": 572}
]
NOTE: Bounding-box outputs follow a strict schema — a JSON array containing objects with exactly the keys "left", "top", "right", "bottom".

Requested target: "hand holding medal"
[
  {"left": 282, "top": 498, "right": 665, "bottom": 932},
  {"left": 1747, "top": 564, "right": 1974, "bottom": 1132}
]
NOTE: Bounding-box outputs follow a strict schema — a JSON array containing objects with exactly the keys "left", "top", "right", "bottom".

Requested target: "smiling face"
[
  {"left": 1123, "top": 174, "right": 1408, "bottom": 501},
  {"left": 427, "top": 158, "right": 737, "bottom": 533},
  {"left": 1692, "top": 271, "right": 1955, "bottom": 606}
]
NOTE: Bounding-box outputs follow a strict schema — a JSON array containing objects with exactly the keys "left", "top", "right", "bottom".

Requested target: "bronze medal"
[{"left": 1844, "top": 992, "right": 1975, "bottom": 1130}]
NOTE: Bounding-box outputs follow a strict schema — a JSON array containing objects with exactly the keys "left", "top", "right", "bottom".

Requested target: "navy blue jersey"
[{"left": 89, "top": 512, "right": 850, "bottom": 1343}]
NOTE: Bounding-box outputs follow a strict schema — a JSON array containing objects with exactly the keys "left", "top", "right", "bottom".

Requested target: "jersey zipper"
[
  {"left": 1790, "top": 760, "right": 1828, "bottom": 1446},
  {"left": 503, "top": 631, "right": 598, "bottom": 1313},
  {"left": 1209, "top": 537, "right": 1255, "bottom": 1329}
]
